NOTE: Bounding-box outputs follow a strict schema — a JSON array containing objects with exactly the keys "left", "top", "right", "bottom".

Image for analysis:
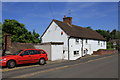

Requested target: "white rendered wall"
[
  {"left": 68, "top": 38, "right": 107, "bottom": 60},
  {"left": 87, "top": 39, "right": 106, "bottom": 55},
  {"left": 41, "top": 21, "right": 107, "bottom": 60},
  {"left": 51, "top": 45, "right": 63, "bottom": 61},
  {"left": 42, "top": 21, "right": 68, "bottom": 46},
  {"left": 42, "top": 21, "right": 69, "bottom": 60},
  {"left": 69, "top": 38, "right": 82, "bottom": 60}
]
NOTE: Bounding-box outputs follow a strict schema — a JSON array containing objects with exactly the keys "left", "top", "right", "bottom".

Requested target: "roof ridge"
[
  {"left": 53, "top": 19, "right": 86, "bottom": 29},
  {"left": 52, "top": 19, "right": 105, "bottom": 40}
]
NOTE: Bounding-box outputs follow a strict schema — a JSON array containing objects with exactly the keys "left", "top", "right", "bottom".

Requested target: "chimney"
[
  {"left": 4, "top": 33, "right": 12, "bottom": 50},
  {"left": 63, "top": 16, "right": 72, "bottom": 25}
]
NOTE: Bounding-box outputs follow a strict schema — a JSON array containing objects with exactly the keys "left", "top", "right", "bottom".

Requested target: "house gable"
[{"left": 41, "top": 20, "right": 69, "bottom": 44}]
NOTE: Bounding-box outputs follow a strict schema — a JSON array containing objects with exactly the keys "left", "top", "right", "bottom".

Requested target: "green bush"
[{"left": 107, "top": 42, "right": 114, "bottom": 50}]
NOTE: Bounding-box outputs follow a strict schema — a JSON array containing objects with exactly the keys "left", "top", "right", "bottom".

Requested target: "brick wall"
[
  {"left": 93, "top": 50, "right": 117, "bottom": 55},
  {"left": 3, "top": 33, "right": 12, "bottom": 50}
]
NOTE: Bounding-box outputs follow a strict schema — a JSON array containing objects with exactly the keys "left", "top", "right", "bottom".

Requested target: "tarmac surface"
[{"left": 1, "top": 53, "right": 118, "bottom": 79}]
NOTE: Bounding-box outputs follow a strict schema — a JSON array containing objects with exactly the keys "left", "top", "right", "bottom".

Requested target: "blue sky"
[{"left": 2, "top": 2, "right": 118, "bottom": 35}]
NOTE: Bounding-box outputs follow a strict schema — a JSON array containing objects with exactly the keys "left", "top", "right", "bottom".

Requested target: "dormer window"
[
  {"left": 76, "top": 39, "right": 79, "bottom": 43},
  {"left": 75, "top": 39, "right": 79, "bottom": 44},
  {"left": 98, "top": 40, "right": 100, "bottom": 45}
]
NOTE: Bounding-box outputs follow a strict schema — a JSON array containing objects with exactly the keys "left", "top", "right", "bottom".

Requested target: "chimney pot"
[
  {"left": 64, "top": 15, "right": 66, "bottom": 18},
  {"left": 63, "top": 16, "right": 72, "bottom": 25}
]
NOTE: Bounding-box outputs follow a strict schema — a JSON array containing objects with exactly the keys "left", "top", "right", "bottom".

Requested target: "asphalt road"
[{"left": 2, "top": 53, "right": 118, "bottom": 79}]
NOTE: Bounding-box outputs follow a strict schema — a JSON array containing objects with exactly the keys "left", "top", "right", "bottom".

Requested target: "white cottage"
[{"left": 41, "top": 16, "right": 106, "bottom": 60}]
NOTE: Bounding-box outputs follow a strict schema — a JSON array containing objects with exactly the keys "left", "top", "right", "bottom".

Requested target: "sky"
[{"left": 2, "top": 2, "right": 118, "bottom": 35}]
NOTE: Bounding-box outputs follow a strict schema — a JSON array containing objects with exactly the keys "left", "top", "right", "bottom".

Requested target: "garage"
[{"left": 34, "top": 42, "right": 64, "bottom": 61}]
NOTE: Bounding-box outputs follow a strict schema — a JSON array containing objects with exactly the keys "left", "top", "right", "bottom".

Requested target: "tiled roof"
[{"left": 53, "top": 19, "right": 106, "bottom": 40}]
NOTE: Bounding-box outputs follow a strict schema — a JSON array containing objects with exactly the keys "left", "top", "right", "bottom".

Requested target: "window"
[
  {"left": 103, "top": 41, "right": 105, "bottom": 45},
  {"left": 98, "top": 41, "right": 100, "bottom": 45},
  {"left": 29, "top": 50, "right": 40, "bottom": 55},
  {"left": 101, "top": 43, "right": 102, "bottom": 47},
  {"left": 40, "top": 50, "right": 46, "bottom": 54},
  {"left": 76, "top": 39, "right": 79, "bottom": 43},
  {"left": 80, "top": 39, "right": 82, "bottom": 44},
  {"left": 74, "top": 51, "right": 79, "bottom": 56},
  {"left": 86, "top": 39, "right": 88, "bottom": 44},
  {"left": 12, "top": 50, "right": 23, "bottom": 55},
  {"left": 21, "top": 50, "right": 30, "bottom": 55},
  {"left": 61, "top": 31, "right": 63, "bottom": 35}
]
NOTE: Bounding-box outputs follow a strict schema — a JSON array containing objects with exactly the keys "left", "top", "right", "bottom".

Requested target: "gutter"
[
  {"left": 68, "top": 37, "right": 71, "bottom": 60},
  {"left": 81, "top": 39, "right": 84, "bottom": 57}
]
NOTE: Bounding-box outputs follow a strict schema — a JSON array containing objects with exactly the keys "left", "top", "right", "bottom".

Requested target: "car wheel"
[
  {"left": 7, "top": 60, "right": 16, "bottom": 68},
  {"left": 39, "top": 58, "right": 46, "bottom": 65}
]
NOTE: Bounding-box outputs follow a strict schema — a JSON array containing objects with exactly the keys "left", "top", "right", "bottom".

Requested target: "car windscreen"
[{"left": 12, "top": 50, "right": 23, "bottom": 55}]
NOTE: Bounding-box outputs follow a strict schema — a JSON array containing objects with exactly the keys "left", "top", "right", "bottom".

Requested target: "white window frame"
[
  {"left": 74, "top": 51, "right": 79, "bottom": 56},
  {"left": 75, "top": 39, "right": 79, "bottom": 44}
]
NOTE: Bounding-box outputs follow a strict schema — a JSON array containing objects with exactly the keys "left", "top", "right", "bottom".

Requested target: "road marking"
[
  {"left": 12, "top": 65, "right": 69, "bottom": 78},
  {"left": 11, "top": 55, "right": 116, "bottom": 78}
]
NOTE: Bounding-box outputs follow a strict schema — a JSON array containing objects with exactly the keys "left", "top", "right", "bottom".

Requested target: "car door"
[
  {"left": 29, "top": 50, "right": 41, "bottom": 63},
  {"left": 18, "top": 50, "right": 32, "bottom": 64}
]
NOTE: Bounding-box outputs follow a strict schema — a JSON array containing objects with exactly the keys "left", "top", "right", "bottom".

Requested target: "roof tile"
[{"left": 53, "top": 19, "right": 106, "bottom": 40}]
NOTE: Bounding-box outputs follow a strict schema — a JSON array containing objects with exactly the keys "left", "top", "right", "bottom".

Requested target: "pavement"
[{"left": 47, "top": 53, "right": 117, "bottom": 64}]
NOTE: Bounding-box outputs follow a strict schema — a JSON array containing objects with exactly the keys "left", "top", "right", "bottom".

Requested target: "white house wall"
[
  {"left": 42, "top": 21, "right": 68, "bottom": 47},
  {"left": 41, "top": 21, "right": 107, "bottom": 60},
  {"left": 42, "top": 21, "right": 69, "bottom": 60},
  {"left": 68, "top": 38, "right": 106, "bottom": 60},
  {"left": 87, "top": 39, "right": 106, "bottom": 55},
  {"left": 69, "top": 38, "right": 82, "bottom": 60},
  {"left": 51, "top": 45, "right": 63, "bottom": 61}
]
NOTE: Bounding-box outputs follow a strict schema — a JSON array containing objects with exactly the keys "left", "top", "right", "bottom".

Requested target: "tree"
[
  {"left": 96, "top": 29, "right": 111, "bottom": 41},
  {"left": 110, "top": 29, "right": 116, "bottom": 39},
  {"left": 32, "top": 29, "right": 41, "bottom": 43},
  {"left": 2, "top": 19, "right": 41, "bottom": 43},
  {"left": 86, "top": 26, "right": 93, "bottom": 30}
]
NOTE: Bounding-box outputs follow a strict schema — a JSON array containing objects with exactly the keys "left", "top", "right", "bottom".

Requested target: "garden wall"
[{"left": 93, "top": 50, "right": 117, "bottom": 55}]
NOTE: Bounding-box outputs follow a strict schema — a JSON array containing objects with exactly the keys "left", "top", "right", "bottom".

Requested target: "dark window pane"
[
  {"left": 29, "top": 50, "right": 40, "bottom": 55},
  {"left": 40, "top": 50, "right": 46, "bottom": 54},
  {"left": 22, "top": 50, "right": 30, "bottom": 55}
]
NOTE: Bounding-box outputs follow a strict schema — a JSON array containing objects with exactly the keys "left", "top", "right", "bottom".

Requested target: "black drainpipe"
[
  {"left": 81, "top": 38, "right": 84, "bottom": 57},
  {"left": 68, "top": 37, "right": 71, "bottom": 60}
]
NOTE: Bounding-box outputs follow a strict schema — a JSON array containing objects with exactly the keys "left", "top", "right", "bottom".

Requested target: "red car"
[{"left": 0, "top": 49, "right": 48, "bottom": 68}]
